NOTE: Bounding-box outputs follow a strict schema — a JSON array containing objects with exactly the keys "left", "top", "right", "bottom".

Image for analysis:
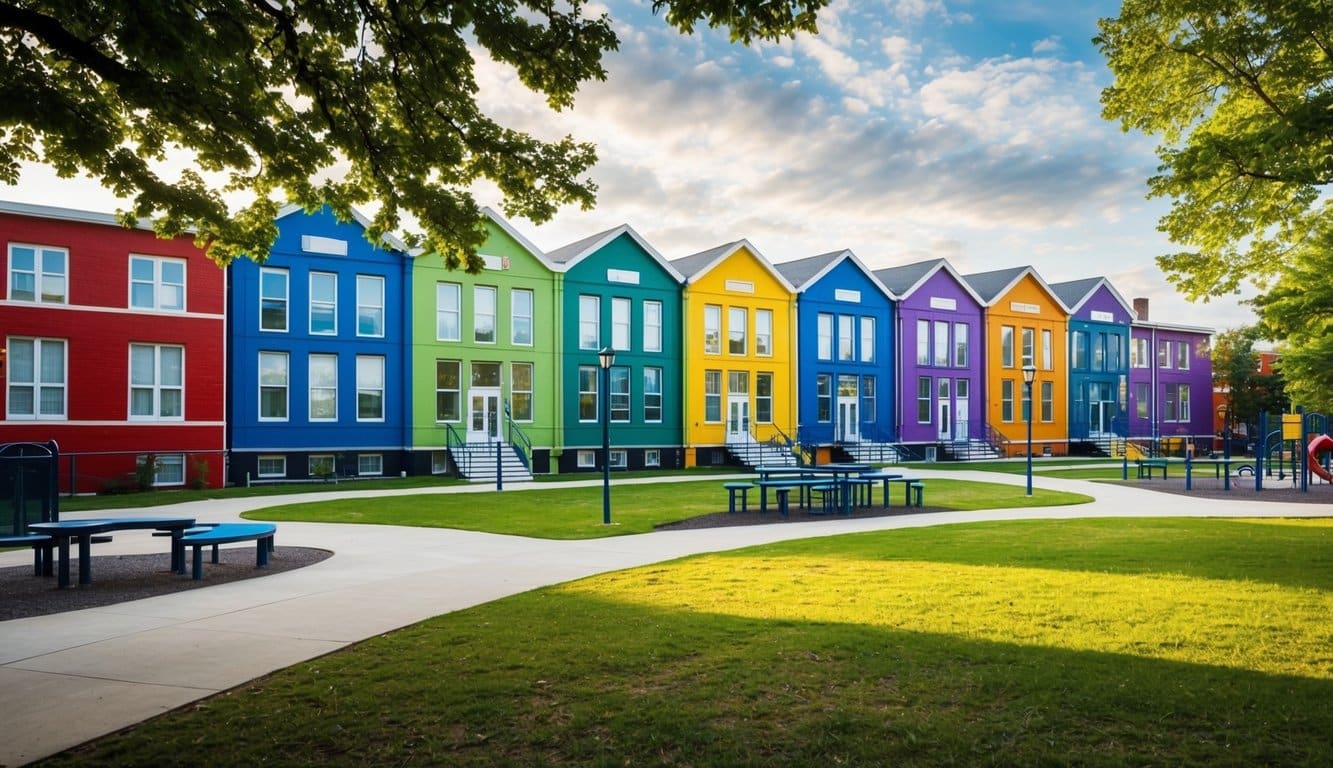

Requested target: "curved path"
[{"left": 0, "top": 471, "right": 1326, "bottom": 766}]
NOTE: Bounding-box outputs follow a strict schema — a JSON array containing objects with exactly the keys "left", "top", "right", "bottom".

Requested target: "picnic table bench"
[
  {"left": 884, "top": 477, "right": 926, "bottom": 507},
  {"left": 0, "top": 533, "right": 52, "bottom": 575},
  {"left": 859, "top": 471, "right": 903, "bottom": 508},
  {"left": 723, "top": 482, "right": 754, "bottom": 514},
  {"left": 179, "top": 523, "right": 277, "bottom": 580},
  {"left": 1136, "top": 458, "right": 1170, "bottom": 479},
  {"left": 28, "top": 516, "right": 198, "bottom": 588}
]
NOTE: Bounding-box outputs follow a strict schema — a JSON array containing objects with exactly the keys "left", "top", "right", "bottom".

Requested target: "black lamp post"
[
  {"left": 599, "top": 346, "right": 616, "bottom": 525},
  {"left": 1022, "top": 364, "right": 1036, "bottom": 496}
]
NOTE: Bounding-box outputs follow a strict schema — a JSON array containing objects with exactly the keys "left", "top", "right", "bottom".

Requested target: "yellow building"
[
  {"left": 964, "top": 267, "right": 1071, "bottom": 456},
  {"left": 670, "top": 241, "right": 797, "bottom": 467}
]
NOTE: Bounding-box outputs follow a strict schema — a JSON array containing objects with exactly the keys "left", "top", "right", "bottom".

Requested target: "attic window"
[{"left": 301, "top": 235, "right": 348, "bottom": 256}]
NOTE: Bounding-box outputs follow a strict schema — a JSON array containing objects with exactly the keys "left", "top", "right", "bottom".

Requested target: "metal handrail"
[
  {"left": 984, "top": 422, "right": 1009, "bottom": 454},
  {"left": 444, "top": 423, "right": 469, "bottom": 476},
  {"left": 768, "top": 422, "right": 812, "bottom": 466},
  {"left": 505, "top": 411, "right": 532, "bottom": 471}
]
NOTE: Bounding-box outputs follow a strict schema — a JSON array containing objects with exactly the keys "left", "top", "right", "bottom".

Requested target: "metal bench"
[
  {"left": 178, "top": 523, "right": 277, "bottom": 580},
  {"left": 907, "top": 482, "right": 925, "bottom": 507},
  {"left": 723, "top": 482, "right": 754, "bottom": 514},
  {"left": 0, "top": 533, "right": 52, "bottom": 576},
  {"left": 1136, "top": 459, "right": 1170, "bottom": 479}
]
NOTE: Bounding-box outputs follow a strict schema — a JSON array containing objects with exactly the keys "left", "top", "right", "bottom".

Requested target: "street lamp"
[
  {"left": 599, "top": 346, "right": 616, "bottom": 525},
  {"left": 1022, "top": 364, "right": 1037, "bottom": 496}
]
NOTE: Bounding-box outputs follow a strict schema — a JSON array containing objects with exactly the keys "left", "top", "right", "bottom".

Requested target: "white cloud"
[{"left": 1032, "top": 36, "right": 1063, "bottom": 54}]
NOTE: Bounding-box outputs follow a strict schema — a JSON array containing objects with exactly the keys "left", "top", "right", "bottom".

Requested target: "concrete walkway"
[{"left": 0, "top": 472, "right": 1327, "bottom": 766}]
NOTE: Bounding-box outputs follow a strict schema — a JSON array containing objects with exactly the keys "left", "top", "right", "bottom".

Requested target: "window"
[
  {"left": 473, "top": 285, "right": 495, "bottom": 343},
  {"left": 704, "top": 304, "right": 721, "bottom": 354},
  {"left": 305, "top": 354, "right": 337, "bottom": 421},
  {"left": 644, "top": 300, "right": 663, "bottom": 353},
  {"left": 1176, "top": 342, "right": 1191, "bottom": 370},
  {"left": 357, "top": 454, "right": 383, "bottom": 476},
  {"left": 610, "top": 449, "right": 628, "bottom": 469},
  {"left": 1131, "top": 337, "right": 1149, "bottom": 368},
  {"left": 704, "top": 370, "right": 722, "bottom": 422},
  {"left": 1158, "top": 340, "right": 1171, "bottom": 368},
  {"left": 933, "top": 321, "right": 948, "bottom": 367},
  {"left": 1001, "top": 326, "right": 1014, "bottom": 367},
  {"left": 1021, "top": 328, "right": 1035, "bottom": 368},
  {"left": 860, "top": 316, "right": 875, "bottom": 363},
  {"left": 819, "top": 314, "right": 834, "bottom": 360},
  {"left": 1020, "top": 378, "right": 1031, "bottom": 422},
  {"left": 610, "top": 366, "right": 630, "bottom": 422},
  {"left": 260, "top": 268, "right": 288, "bottom": 331},
  {"left": 308, "top": 454, "right": 335, "bottom": 478},
  {"left": 644, "top": 367, "right": 663, "bottom": 423},
  {"left": 912, "top": 319, "right": 927, "bottom": 365},
  {"left": 259, "top": 351, "right": 288, "bottom": 420},
  {"left": 471, "top": 359, "right": 499, "bottom": 392},
  {"left": 917, "top": 377, "right": 931, "bottom": 423},
  {"left": 818, "top": 374, "right": 832, "bottom": 422},
  {"left": 356, "top": 355, "right": 384, "bottom": 420},
  {"left": 644, "top": 449, "right": 661, "bottom": 468},
  {"left": 1135, "top": 382, "right": 1150, "bottom": 419},
  {"left": 9, "top": 244, "right": 67, "bottom": 303},
  {"left": 140, "top": 454, "right": 184, "bottom": 486},
  {"left": 953, "top": 323, "right": 968, "bottom": 367},
  {"left": 512, "top": 289, "right": 534, "bottom": 346},
  {"left": 511, "top": 362, "right": 533, "bottom": 421},
  {"left": 258, "top": 456, "right": 287, "bottom": 478},
  {"left": 580, "top": 295, "right": 600, "bottom": 350},
  {"left": 728, "top": 371, "right": 749, "bottom": 397},
  {"left": 309, "top": 272, "right": 337, "bottom": 334},
  {"left": 577, "top": 450, "right": 595, "bottom": 468},
  {"left": 1108, "top": 335, "right": 1123, "bottom": 370},
  {"left": 6, "top": 337, "right": 66, "bottom": 418},
  {"left": 862, "top": 375, "right": 876, "bottom": 423},
  {"left": 436, "top": 283, "right": 461, "bottom": 341},
  {"left": 1042, "top": 329, "right": 1053, "bottom": 370},
  {"left": 431, "top": 451, "right": 448, "bottom": 474},
  {"left": 1001, "top": 379, "right": 1014, "bottom": 422},
  {"left": 130, "top": 255, "right": 185, "bottom": 311},
  {"left": 1165, "top": 383, "right": 1191, "bottom": 422},
  {"left": 756, "top": 309, "right": 773, "bottom": 357},
  {"left": 728, "top": 307, "right": 747, "bottom": 355},
  {"left": 128, "top": 344, "right": 184, "bottom": 420},
  {"left": 579, "top": 366, "right": 598, "bottom": 421},
  {"left": 1041, "top": 381, "right": 1054, "bottom": 422},
  {"left": 755, "top": 372, "right": 773, "bottom": 423},
  {"left": 839, "top": 315, "right": 855, "bottom": 361},
  {"left": 356, "top": 275, "right": 385, "bottom": 337},
  {"left": 612, "top": 297, "right": 631, "bottom": 352},
  {"left": 1092, "top": 333, "right": 1106, "bottom": 371},
  {"left": 1073, "top": 331, "right": 1088, "bottom": 369},
  {"left": 436, "top": 360, "right": 461, "bottom": 421}
]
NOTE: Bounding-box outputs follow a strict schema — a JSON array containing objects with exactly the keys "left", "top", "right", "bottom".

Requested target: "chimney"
[{"left": 1133, "top": 297, "right": 1149, "bottom": 321}]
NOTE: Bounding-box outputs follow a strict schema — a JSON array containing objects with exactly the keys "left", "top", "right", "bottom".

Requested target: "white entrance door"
[
  {"left": 1089, "top": 382, "right": 1112, "bottom": 435},
  {"left": 468, "top": 388, "right": 500, "bottom": 442},
  {"left": 837, "top": 374, "right": 859, "bottom": 442},
  {"left": 936, "top": 378, "right": 952, "bottom": 441},
  {"left": 955, "top": 379, "right": 971, "bottom": 440},
  {"left": 727, "top": 396, "right": 750, "bottom": 443}
]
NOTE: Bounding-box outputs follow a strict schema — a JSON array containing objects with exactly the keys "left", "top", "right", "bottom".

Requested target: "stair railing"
[
  {"left": 504, "top": 407, "right": 533, "bottom": 471},
  {"left": 445, "top": 423, "right": 470, "bottom": 476},
  {"left": 983, "top": 422, "right": 1009, "bottom": 457}
]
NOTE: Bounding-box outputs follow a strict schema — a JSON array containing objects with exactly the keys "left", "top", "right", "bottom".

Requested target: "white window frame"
[
  {"left": 436, "top": 359, "right": 461, "bottom": 422},
  {"left": 129, "top": 343, "right": 184, "bottom": 421},
  {"left": 755, "top": 372, "right": 773, "bottom": 424},
  {"left": 357, "top": 454, "right": 383, "bottom": 476},
  {"left": 756, "top": 308, "right": 773, "bottom": 357},
  {"left": 510, "top": 361, "right": 534, "bottom": 422},
  {"left": 704, "top": 304, "right": 722, "bottom": 355},
  {"left": 1131, "top": 337, "right": 1149, "bottom": 368},
  {"left": 6, "top": 337, "right": 66, "bottom": 419},
  {"left": 644, "top": 300, "right": 663, "bottom": 353},
  {"left": 1177, "top": 342, "right": 1191, "bottom": 370},
  {"left": 609, "top": 366, "right": 630, "bottom": 423},
  {"left": 704, "top": 369, "right": 722, "bottom": 423},
  {"left": 860, "top": 316, "right": 874, "bottom": 363},
  {"left": 612, "top": 297, "right": 631, "bottom": 352},
  {"left": 610, "top": 449, "right": 628, "bottom": 469},
  {"left": 511, "top": 288, "right": 534, "bottom": 346},
  {"left": 818, "top": 374, "right": 833, "bottom": 423},
  {"left": 1021, "top": 327, "right": 1035, "bottom": 368},
  {"left": 953, "top": 323, "right": 968, "bottom": 368},
  {"left": 357, "top": 275, "right": 385, "bottom": 338},
  {"left": 7, "top": 243, "right": 67, "bottom": 304},
  {"left": 140, "top": 453, "right": 185, "bottom": 487},
  {"left": 577, "top": 450, "right": 596, "bottom": 468},
  {"left": 356, "top": 355, "right": 385, "bottom": 421},
  {"left": 916, "top": 319, "right": 930, "bottom": 365},
  {"left": 644, "top": 449, "right": 661, "bottom": 468},
  {"left": 838, "top": 314, "right": 855, "bottom": 361},
  {"left": 257, "top": 455, "right": 287, "bottom": 478},
  {"left": 933, "top": 321, "right": 948, "bottom": 367},
  {"left": 580, "top": 295, "right": 600, "bottom": 350},
  {"left": 473, "top": 285, "right": 496, "bottom": 344},
  {"left": 1001, "top": 325, "right": 1014, "bottom": 368},
  {"left": 1001, "top": 378, "right": 1014, "bottom": 422},
  {"left": 1042, "top": 329, "right": 1053, "bottom": 370},
  {"left": 259, "top": 267, "right": 289, "bottom": 332},
  {"left": 579, "top": 365, "right": 598, "bottom": 422},
  {"left": 308, "top": 353, "right": 337, "bottom": 421},
  {"left": 309, "top": 271, "right": 337, "bottom": 335},
  {"left": 308, "top": 454, "right": 335, "bottom": 478},
  {"left": 431, "top": 451, "right": 448, "bottom": 474},
  {"left": 728, "top": 306, "right": 747, "bottom": 356},
  {"left": 819, "top": 313, "right": 834, "bottom": 361},
  {"left": 644, "top": 366, "right": 663, "bottom": 423},
  {"left": 916, "top": 376, "right": 931, "bottom": 423},
  {"left": 1040, "top": 381, "right": 1054, "bottom": 422},
  {"left": 129, "top": 255, "right": 186, "bottom": 312},
  {"left": 259, "top": 351, "right": 289, "bottom": 421},
  {"left": 436, "top": 282, "right": 461, "bottom": 341}
]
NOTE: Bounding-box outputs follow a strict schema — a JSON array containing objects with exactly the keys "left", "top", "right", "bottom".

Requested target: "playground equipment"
[
  {"left": 1309, "top": 433, "right": 1333, "bottom": 483},
  {"left": 1255, "top": 410, "right": 1329, "bottom": 491}
]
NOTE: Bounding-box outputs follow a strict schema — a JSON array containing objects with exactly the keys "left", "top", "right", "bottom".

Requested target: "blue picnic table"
[
  {"left": 27, "top": 516, "right": 197, "bottom": 588},
  {"left": 753, "top": 464, "right": 871, "bottom": 516}
]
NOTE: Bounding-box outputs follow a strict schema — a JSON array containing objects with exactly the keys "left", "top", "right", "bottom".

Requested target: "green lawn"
[
  {"left": 46, "top": 517, "right": 1333, "bottom": 767},
  {"left": 245, "top": 479, "right": 1092, "bottom": 538}
]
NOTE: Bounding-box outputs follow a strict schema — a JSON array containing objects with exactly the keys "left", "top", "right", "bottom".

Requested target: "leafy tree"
[
  {"left": 1210, "top": 324, "right": 1288, "bottom": 429},
  {"left": 0, "top": 0, "right": 825, "bottom": 270},
  {"left": 1254, "top": 225, "right": 1333, "bottom": 411}
]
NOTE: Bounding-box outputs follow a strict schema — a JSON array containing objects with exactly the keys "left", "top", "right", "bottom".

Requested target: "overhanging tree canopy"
[{"left": 0, "top": 0, "right": 825, "bottom": 270}]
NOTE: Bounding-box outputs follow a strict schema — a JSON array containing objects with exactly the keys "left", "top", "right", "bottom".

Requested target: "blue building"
[
  {"left": 775, "top": 250, "right": 896, "bottom": 450},
  {"left": 227, "top": 205, "right": 412, "bottom": 483},
  {"left": 1050, "top": 277, "right": 1134, "bottom": 448}
]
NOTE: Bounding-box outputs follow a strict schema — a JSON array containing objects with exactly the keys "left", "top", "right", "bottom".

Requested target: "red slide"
[{"left": 1309, "top": 434, "right": 1333, "bottom": 483}]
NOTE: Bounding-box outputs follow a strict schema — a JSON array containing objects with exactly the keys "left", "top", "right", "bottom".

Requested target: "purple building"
[
  {"left": 874, "top": 259, "right": 987, "bottom": 458},
  {"left": 1128, "top": 298, "right": 1214, "bottom": 454}
]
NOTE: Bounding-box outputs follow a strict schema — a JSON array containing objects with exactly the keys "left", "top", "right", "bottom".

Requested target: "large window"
[
  {"left": 510, "top": 362, "right": 533, "bottom": 421},
  {"left": 309, "top": 272, "right": 337, "bottom": 334},
  {"left": 356, "top": 355, "right": 384, "bottom": 420},
  {"left": 1158, "top": 340, "right": 1171, "bottom": 368},
  {"left": 473, "top": 285, "right": 496, "bottom": 343},
  {"left": 819, "top": 313, "right": 834, "bottom": 360},
  {"left": 8, "top": 244, "right": 66, "bottom": 304},
  {"left": 755, "top": 372, "right": 772, "bottom": 424},
  {"left": 1040, "top": 381, "right": 1054, "bottom": 422},
  {"left": 953, "top": 323, "right": 968, "bottom": 367},
  {"left": 610, "top": 366, "right": 630, "bottom": 422},
  {"left": 580, "top": 295, "right": 600, "bottom": 350},
  {"left": 644, "top": 367, "right": 663, "bottom": 422},
  {"left": 357, "top": 275, "right": 385, "bottom": 337},
  {"left": 862, "top": 375, "right": 876, "bottom": 423},
  {"left": 129, "top": 344, "right": 183, "bottom": 420},
  {"left": 7, "top": 337, "right": 65, "bottom": 418},
  {"left": 436, "top": 360, "right": 460, "bottom": 421},
  {"left": 259, "top": 351, "right": 288, "bottom": 420},
  {"left": 704, "top": 370, "right": 722, "bottom": 422},
  {"left": 1176, "top": 342, "right": 1191, "bottom": 370},
  {"left": 141, "top": 454, "right": 185, "bottom": 487},
  {"left": 511, "top": 289, "right": 533, "bottom": 346},
  {"left": 1001, "top": 378, "right": 1014, "bottom": 422},
  {"left": 1073, "top": 331, "right": 1088, "bottom": 369},
  {"left": 1020, "top": 378, "right": 1031, "bottom": 422},
  {"left": 1131, "top": 337, "right": 1149, "bottom": 368},
  {"left": 1092, "top": 333, "right": 1106, "bottom": 371},
  {"left": 1042, "top": 329, "right": 1053, "bottom": 370},
  {"left": 436, "top": 283, "right": 461, "bottom": 341},
  {"left": 612, "top": 297, "right": 631, "bottom": 352},
  {"left": 258, "top": 456, "right": 287, "bottom": 478},
  {"left": 817, "top": 374, "right": 832, "bottom": 422},
  {"left": 260, "top": 268, "right": 288, "bottom": 331},
  {"left": 130, "top": 255, "right": 185, "bottom": 311},
  {"left": 839, "top": 315, "right": 855, "bottom": 361},
  {"left": 308, "top": 354, "right": 337, "bottom": 421},
  {"left": 308, "top": 455, "right": 335, "bottom": 478},
  {"left": 1135, "top": 382, "right": 1150, "bottom": 419},
  {"left": 728, "top": 307, "right": 747, "bottom": 355},
  {"left": 644, "top": 300, "right": 663, "bottom": 353},
  {"left": 860, "top": 316, "right": 875, "bottom": 363},
  {"left": 1021, "top": 328, "right": 1035, "bottom": 368},
  {"left": 1165, "top": 383, "right": 1191, "bottom": 422},
  {"left": 916, "top": 377, "right": 931, "bottom": 423},
  {"left": 578, "top": 366, "right": 598, "bottom": 421},
  {"left": 1000, "top": 325, "right": 1014, "bottom": 368},
  {"left": 1108, "top": 334, "right": 1123, "bottom": 370},
  {"left": 916, "top": 320, "right": 929, "bottom": 365},
  {"left": 756, "top": 309, "right": 773, "bottom": 357},
  {"left": 704, "top": 304, "right": 721, "bottom": 354},
  {"left": 358, "top": 455, "right": 383, "bottom": 476},
  {"left": 933, "top": 321, "right": 948, "bottom": 366}
]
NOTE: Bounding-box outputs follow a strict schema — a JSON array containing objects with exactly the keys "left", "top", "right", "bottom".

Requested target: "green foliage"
[
  {"left": 0, "top": 1, "right": 824, "bottom": 270},
  {"left": 1254, "top": 225, "right": 1333, "bottom": 410},
  {"left": 133, "top": 454, "right": 158, "bottom": 492},
  {"left": 1210, "top": 324, "right": 1288, "bottom": 424}
]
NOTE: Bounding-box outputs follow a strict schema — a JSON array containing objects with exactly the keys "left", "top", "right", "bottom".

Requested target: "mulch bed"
[
  {"left": 1120, "top": 476, "right": 1333, "bottom": 504},
  {"left": 0, "top": 546, "right": 332, "bottom": 622}
]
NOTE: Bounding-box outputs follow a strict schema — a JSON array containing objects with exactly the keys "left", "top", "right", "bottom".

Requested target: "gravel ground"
[{"left": 0, "top": 546, "right": 332, "bottom": 622}]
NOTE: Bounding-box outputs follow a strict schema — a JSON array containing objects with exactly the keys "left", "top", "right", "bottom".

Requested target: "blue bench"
[
  {"left": 178, "top": 523, "right": 277, "bottom": 580},
  {"left": 860, "top": 471, "right": 903, "bottom": 508},
  {"left": 1, "top": 533, "right": 52, "bottom": 576},
  {"left": 1136, "top": 458, "right": 1169, "bottom": 479},
  {"left": 723, "top": 482, "right": 755, "bottom": 514}
]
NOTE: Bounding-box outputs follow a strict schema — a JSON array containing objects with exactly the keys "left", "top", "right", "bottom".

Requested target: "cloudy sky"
[{"left": 2, "top": 0, "right": 1253, "bottom": 330}]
